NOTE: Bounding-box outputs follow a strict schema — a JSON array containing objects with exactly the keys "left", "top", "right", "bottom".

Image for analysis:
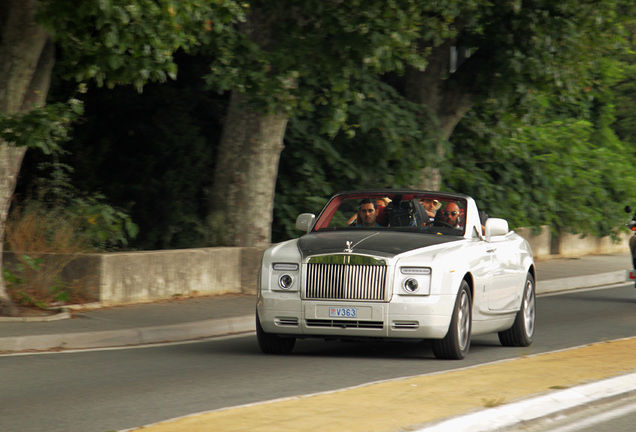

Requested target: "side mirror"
[
  {"left": 295, "top": 213, "right": 316, "bottom": 233},
  {"left": 625, "top": 206, "right": 632, "bottom": 214},
  {"left": 485, "top": 218, "right": 509, "bottom": 241}
]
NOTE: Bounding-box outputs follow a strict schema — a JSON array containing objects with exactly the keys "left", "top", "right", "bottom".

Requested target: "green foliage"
[
  {"left": 38, "top": 0, "right": 246, "bottom": 91},
  {"left": 2, "top": 264, "right": 24, "bottom": 287},
  {"left": 454, "top": 0, "right": 627, "bottom": 100},
  {"left": 0, "top": 98, "right": 83, "bottom": 153},
  {"left": 24, "top": 59, "right": 223, "bottom": 250},
  {"left": 14, "top": 163, "right": 138, "bottom": 251},
  {"left": 202, "top": 0, "right": 460, "bottom": 128},
  {"left": 612, "top": 3, "right": 636, "bottom": 147},
  {"left": 446, "top": 100, "right": 636, "bottom": 238},
  {"left": 272, "top": 76, "right": 434, "bottom": 241},
  {"left": 15, "top": 0, "right": 635, "bottom": 250},
  {"left": 613, "top": 62, "right": 636, "bottom": 146},
  {"left": 3, "top": 257, "right": 75, "bottom": 309}
]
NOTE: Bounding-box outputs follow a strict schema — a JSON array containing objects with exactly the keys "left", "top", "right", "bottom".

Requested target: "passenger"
[
  {"left": 348, "top": 197, "right": 390, "bottom": 226},
  {"left": 354, "top": 198, "right": 380, "bottom": 228},
  {"left": 375, "top": 197, "right": 390, "bottom": 226},
  {"left": 419, "top": 198, "right": 442, "bottom": 222},
  {"left": 479, "top": 210, "right": 489, "bottom": 235},
  {"left": 377, "top": 197, "right": 391, "bottom": 208}
]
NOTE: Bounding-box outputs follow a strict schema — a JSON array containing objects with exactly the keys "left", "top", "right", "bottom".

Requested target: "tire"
[
  {"left": 256, "top": 313, "right": 296, "bottom": 354},
  {"left": 498, "top": 273, "right": 536, "bottom": 347},
  {"left": 432, "top": 280, "right": 472, "bottom": 360}
]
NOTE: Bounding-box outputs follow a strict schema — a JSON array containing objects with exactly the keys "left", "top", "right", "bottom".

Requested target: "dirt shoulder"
[{"left": 128, "top": 337, "right": 636, "bottom": 432}]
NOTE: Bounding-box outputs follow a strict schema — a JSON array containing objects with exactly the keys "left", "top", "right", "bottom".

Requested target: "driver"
[{"left": 439, "top": 202, "right": 461, "bottom": 228}]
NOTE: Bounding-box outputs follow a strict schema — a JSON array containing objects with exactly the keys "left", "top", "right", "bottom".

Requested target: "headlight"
[
  {"left": 271, "top": 263, "right": 299, "bottom": 291},
  {"left": 404, "top": 278, "right": 419, "bottom": 293},
  {"left": 399, "top": 267, "right": 431, "bottom": 295},
  {"left": 279, "top": 274, "right": 294, "bottom": 289}
]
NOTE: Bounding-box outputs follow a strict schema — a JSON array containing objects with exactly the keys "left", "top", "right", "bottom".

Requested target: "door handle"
[{"left": 487, "top": 248, "right": 496, "bottom": 253}]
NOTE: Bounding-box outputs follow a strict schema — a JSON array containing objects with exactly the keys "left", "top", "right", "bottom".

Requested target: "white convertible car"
[{"left": 256, "top": 190, "right": 536, "bottom": 359}]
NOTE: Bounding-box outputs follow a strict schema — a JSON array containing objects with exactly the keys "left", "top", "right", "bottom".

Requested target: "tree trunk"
[
  {"left": 404, "top": 41, "right": 476, "bottom": 190},
  {"left": 0, "top": 145, "right": 27, "bottom": 316},
  {"left": 0, "top": 0, "right": 54, "bottom": 315},
  {"left": 206, "top": 92, "right": 288, "bottom": 247}
]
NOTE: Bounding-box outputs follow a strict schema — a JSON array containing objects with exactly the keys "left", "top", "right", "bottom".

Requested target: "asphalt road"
[{"left": 1, "top": 284, "right": 635, "bottom": 432}]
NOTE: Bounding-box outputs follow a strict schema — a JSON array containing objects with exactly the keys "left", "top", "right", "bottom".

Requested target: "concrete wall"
[
  {"left": 4, "top": 247, "right": 268, "bottom": 306},
  {"left": 514, "top": 226, "right": 631, "bottom": 260},
  {"left": 515, "top": 226, "right": 552, "bottom": 258},
  {"left": 556, "top": 232, "right": 632, "bottom": 257},
  {"left": 4, "top": 229, "right": 631, "bottom": 306},
  {"left": 96, "top": 246, "right": 268, "bottom": 305}
]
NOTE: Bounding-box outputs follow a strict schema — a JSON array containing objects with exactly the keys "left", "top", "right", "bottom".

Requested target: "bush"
[{"left": 4, "top": 163, "right": 137, "bottom": 308}]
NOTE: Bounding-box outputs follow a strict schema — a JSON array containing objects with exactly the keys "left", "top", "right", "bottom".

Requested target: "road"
[{"left": 1, "top": 284, "right": 635, "bottom": 432}]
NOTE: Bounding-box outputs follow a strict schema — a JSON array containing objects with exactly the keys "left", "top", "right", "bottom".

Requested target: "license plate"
[{"left": 329, "top": 307, "right": 357, "bottom": 318}]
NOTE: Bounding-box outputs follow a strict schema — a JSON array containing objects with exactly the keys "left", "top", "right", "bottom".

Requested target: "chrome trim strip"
[{"left": 307, "top": 254, "right": 387, "bottom": 266}]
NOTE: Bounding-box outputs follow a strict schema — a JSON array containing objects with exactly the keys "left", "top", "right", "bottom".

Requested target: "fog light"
[
  {"left": 279, "top": 274, "right": 293, "bottom": 289},
  {"left": 404, "top": 278, "right": 419, "bottom": 293}
]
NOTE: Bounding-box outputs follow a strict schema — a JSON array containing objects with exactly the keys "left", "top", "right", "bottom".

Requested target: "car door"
[
  {"left": 487, "top": 238, "right": 524, "bottom": 311},
  {"left": 466, "top": 227, "right": 497, "bottom": 317}
]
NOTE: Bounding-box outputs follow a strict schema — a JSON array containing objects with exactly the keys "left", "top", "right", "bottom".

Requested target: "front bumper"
[{"left": 256, "top": 292, "right": 455, "bottom": 340}]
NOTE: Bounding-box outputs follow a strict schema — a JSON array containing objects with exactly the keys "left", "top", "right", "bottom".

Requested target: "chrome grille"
[{"left": 306, "top": 263, "right": 387, "bottom": 301}]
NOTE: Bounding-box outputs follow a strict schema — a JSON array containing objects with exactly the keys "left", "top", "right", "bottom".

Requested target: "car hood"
[{"left": 297, "top": 230, "right": 461, "bottom": 259}]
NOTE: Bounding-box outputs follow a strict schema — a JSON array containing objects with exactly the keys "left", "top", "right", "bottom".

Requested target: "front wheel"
[
  {"left": 498, "top": 273, "right": 536, "bottom": 347},
  {"left": 256, "top": 313, "right": 296, "bottom": 354},
  {"left": 432, "top": 281, "right": 472, "bottom": 360}
]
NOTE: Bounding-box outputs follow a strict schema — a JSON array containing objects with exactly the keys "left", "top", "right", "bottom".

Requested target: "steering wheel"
[{"left": 432, "top": 220, "right": 454, "bottom": 229}]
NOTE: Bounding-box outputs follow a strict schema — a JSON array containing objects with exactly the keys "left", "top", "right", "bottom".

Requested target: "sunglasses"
[{"left": 442, "top": 210, "right": 459, "bottom": 217}]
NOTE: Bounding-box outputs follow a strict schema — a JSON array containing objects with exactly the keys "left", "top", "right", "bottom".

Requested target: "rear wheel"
[
  {"left": 498, "top": 273, "right": 536, "bottom": 347},
  {"left": 256, "top": 313, "right": 296, "bottom": 354},
  {"left": 432, "top": 281, "right": 472, "bottom": 360}
]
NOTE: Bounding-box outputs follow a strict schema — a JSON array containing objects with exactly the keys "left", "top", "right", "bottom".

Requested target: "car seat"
[{"left": 387, "top": 198, "right": 426, "bottom": 227}]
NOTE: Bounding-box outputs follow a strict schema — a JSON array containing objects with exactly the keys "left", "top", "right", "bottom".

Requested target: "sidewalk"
[{"left": 1, "top": 252, "right": 634, "bottom": 432}]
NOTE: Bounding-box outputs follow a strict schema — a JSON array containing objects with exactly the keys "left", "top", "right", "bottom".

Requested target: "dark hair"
[{"left": 359, "top": 198, "right": 377, "bottom": 210}]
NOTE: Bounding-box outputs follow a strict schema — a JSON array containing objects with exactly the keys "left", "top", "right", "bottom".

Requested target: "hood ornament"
[{"left": 344, "top": 240, "right": 353, "bottom": 253}]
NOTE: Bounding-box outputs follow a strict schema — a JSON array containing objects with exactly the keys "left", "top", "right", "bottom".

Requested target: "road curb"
[
  {"left": 537, "top": 271, "right": 625, "bottom": 294},
  {"left": 0, "top": 308, "right": 71, "bottom": 323},
  {"left": 416, "top": 371, "right": 636, "bottom": 432},
  {"left": 0, "top": 315, "right": 255, "bottom": 352}
]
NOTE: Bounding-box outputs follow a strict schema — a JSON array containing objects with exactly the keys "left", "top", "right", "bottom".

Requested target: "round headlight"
[
  {"left": 404, "top": 278, "right": 419, "bottom": 293},
  {"left": 279, "top": 274, "right": 293, "bottom": 289}
]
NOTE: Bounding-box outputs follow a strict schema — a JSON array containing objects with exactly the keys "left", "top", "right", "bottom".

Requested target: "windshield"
[{"left": 313, "top": 192, "right": 467, "bottom": 236}]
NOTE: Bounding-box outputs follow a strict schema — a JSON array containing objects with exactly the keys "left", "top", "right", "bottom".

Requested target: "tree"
[
  {"left": 265, "top": 0, "right": 635, "bottom": 240},
  {"left": 0, "top": 0, "right": 243, "bottom": 315},
  {"left": 203, "top": 0, "right": 437, "bottom": 246},
  {"left": 400, "top": 0, "right": 629, "bottom": 189},
  {"left": 203, "top": 0, "right": 632, "bottom": 245}
]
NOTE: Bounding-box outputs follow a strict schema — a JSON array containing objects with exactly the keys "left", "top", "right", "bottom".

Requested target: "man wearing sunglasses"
[{"left": 439, "top": 202, "right": 461, "bottom": 228}]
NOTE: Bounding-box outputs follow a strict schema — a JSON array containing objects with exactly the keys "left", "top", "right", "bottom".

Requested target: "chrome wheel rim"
[
  {"left": 523, "top": 280, "right": 536, "bottom": 337},
  {"left": 457, "top": 290, "right": 471, "bottom": 351}
]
